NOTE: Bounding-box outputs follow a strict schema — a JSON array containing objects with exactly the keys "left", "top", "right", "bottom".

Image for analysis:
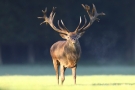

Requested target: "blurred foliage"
[{"left": 0, "top": 0, "right": 135, "bottom": 64}]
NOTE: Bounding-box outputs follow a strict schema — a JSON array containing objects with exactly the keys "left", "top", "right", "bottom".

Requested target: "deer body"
[
  {"left": 50, "top": 38, "right": 81, "bottom": 68},
  {"left": 38, "top": 4, "right": 105, "bottom": 85}
]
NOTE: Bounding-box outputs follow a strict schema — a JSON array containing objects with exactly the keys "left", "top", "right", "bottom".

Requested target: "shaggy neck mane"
[{"left": 65, "top": 40, "right": 80, "bottom": 52}]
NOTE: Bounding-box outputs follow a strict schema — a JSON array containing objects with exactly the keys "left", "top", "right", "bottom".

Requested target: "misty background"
[{"left": 0, "top": 0, "right": 135, "bottom": 66}]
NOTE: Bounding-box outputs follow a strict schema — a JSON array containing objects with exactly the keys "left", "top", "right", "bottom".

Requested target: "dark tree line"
[{"left": 0, "top": 0, "right": 135, "bottom": 65}]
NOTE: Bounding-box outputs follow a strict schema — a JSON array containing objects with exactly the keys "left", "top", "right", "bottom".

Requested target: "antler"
[
  {"left": 37, "top": 7, "right": 69, "bottom": 34},
  {"left": 75, "top": 4, "right": 105, "bottom": 33}
]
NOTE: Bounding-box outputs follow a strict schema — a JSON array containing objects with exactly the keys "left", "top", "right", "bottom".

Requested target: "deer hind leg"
[
  {"left": 53, "top": 59, "right": 60, "bottom": 85},
  {"left": 60, "top": 65, "right": 66, "bottom": 85},
  {"left": 72, "top": 65, "right": 77, "bottom": 85}
]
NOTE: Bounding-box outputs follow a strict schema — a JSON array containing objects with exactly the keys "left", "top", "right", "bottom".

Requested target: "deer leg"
[
  {"left": 60, "top": 65, "right": 66, "bottom": 85},
  {"left": 53, "top": 60, "right": 60, "bottom": 85},
  {"left": 72, "top": 66, "right": 77, "bottom": 85}
]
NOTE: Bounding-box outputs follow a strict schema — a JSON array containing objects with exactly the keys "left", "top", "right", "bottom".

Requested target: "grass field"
[{"left": 0, "top": 65, "right": 135, "bottom": 90}]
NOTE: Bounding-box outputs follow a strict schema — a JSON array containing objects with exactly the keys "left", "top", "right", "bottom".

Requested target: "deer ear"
[
  {"left": 78, "top": 32, "right": 85, "bottom": 38},
  {"left": 59, "top": 33, "right": 68, "bottom": 39}
]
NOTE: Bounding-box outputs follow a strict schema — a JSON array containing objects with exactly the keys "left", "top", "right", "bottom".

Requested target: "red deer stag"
[{"left": 38, "top": 4, "right": 105, "bottom": 85}]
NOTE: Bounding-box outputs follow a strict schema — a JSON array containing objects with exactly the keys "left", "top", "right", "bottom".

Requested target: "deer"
[{"left": 38, "top": 4, "right": 105, "bottom": 85}]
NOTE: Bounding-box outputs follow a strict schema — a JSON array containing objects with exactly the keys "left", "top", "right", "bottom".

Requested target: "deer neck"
[
  {"left": 65, "top": 40, "right": 81, "bottom": 60},
  {"left": 65, "top": 40, "right": 80, "bottom": 51}
]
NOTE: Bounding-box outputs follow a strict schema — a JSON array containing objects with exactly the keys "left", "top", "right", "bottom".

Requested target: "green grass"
[
  {"left": 0, "top": 75, "right": 135, "bottom": 90},
  {"left": 0, "top": 65, "right": 135, "bottom": 90}
]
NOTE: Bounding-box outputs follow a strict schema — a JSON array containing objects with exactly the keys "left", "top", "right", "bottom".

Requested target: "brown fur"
[
  {"left": 50, "top": 32, "right": 82, "bottom": 85},
  {"left": 50, "top": 40, "right": 81, "bottom": 68}
]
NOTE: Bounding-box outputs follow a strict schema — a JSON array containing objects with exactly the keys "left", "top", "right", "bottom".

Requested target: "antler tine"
[
  {"left": 58, "top": 20, "right": 69, "bottom": 33},
  {"left": 92, "top": 4, "right": 97, "bottom": 16},
  {"left": 92, "top": 4, "right": 99, "bottom": 22},
  {"left": 61, "top": 20, "right": 69, "bottom": 31},
  {"left": 79, "top": 4, "right": 105, "bottom": 31},
  {"left": 58, "top": 20, "right": 64, "bottom": 30},
  {"left": 92, "top": 4, "right": 105, "bottom": 16},
  {"left": 42, "top": 7, "right": 47, "bottom": 14},
  {"left": 37, "top": 7, "right": 68, "bottom": 34},
  {"left": 92, "top": 4, "right": 105, "bottom": 22},
  {"left": 78, "top": 15, "right": 87, "bottom": 32},
  {"left": 75, "top": 16, "right": 82, "bottom": 32},
  {"left": 39, "top": 21, "right": 45, "bottom": 25},
  {"left": 50, "top": 7, "right": 56, "bottom": 18},
  {"left": 37, "top": 8, "right": 48, "bottom": 25}
]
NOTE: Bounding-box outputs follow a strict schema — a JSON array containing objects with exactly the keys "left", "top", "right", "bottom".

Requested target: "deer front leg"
[
  {"left": 60, "top": 65, "right": 66, "bottom": 85},
  {"left": 53, "top": 60, "right": 59, "bottom": 85},
  {"left": 72, "top": 66, "right": 77, "bottom": 85}
]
